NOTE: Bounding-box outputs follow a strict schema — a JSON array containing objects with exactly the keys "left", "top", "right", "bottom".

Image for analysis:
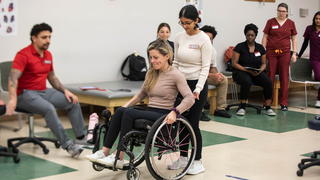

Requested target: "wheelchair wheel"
[{"left": 145, "top": 117, "right": 197, "bottom": 180}]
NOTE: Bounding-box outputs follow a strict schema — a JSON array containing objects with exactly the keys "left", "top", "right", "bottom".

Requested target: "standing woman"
[
  {"left": 262, "top": 3, "right": 298, "bottom": 111},
  {"left": 298, "top": 11, "right": 320, "bottom": 108},
  {"left": 169, "top": 5, "right": 212, "bottom": 175}
]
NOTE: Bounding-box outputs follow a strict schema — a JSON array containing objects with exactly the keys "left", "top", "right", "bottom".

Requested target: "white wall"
[{"left": 0, "top": 0, "right": 319, "bottom": 83}]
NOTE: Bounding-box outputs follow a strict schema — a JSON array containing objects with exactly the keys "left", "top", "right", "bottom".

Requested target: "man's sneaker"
[
  {"left": 74, "top": 135, "right": 93, "bottom": 147},
  {"left": 280, "top": 105, "right": 288, "bottom": 111},
  {"left": 200, "top": 112, "right": 211, "bottom": 121},
  {"left": 214, "top": 109, "right": 231, "bottom": 118},
  {"left": 236, "top": 108, "right": 246, "bottom": 116},
  {"left": 85, "top": 150, "right": 106, "bottom": 162},
  {"left": 96, "top": 154, "right": 124, "bottom": 168},
  {"left": 167, "top": 156, "right": 188, "bottom": 170},
  {"left": 187, "top": 160, "right": 205, "bottom": 175},
  {"left": 66, "top": 143, "right": 83, "bottom": 158},
  {"left": 265, "top": 108, "right": 276, "bottom": 116},
  {"left": 315, "top": 100, "right": 320, "bottom": 108}
]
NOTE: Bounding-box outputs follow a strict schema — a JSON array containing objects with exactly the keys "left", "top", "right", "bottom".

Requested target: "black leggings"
[
  {"left": 178, "top": 80, "right": 208, "bottom": 160},
  {"left": 104, "top": 106, "right": 170, "bottom": 151},
  {"left": 233, "top": 71, "right": 272, "bottom": 100},
  {"left": 0, "top": 105, "right": 5, "bottom": 116}
]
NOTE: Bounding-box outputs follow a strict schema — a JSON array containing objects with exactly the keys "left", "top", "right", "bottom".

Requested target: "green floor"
[
  {"left": 212, "top": 109, "right": 316, "bottom": 133},
  {"left": 0, "top": 152, "right": 76, "bottom": 180}
]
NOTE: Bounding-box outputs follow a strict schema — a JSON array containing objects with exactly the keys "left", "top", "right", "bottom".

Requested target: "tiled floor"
[{"left": 0, "top": 89, "right": 320, "bottom": 180}]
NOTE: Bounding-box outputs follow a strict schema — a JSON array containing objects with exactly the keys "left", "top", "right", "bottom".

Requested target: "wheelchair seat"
[{"left": 133, "top": 119, "right": 154, "bottom": 130}]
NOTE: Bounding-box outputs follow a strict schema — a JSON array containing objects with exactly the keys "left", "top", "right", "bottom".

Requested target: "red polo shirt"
[
  {"left": 263, "top": 18, "right": 297, "bottom": 53},
  {"left": 12, "top": 44, "right": 54, "bottom": 95}
]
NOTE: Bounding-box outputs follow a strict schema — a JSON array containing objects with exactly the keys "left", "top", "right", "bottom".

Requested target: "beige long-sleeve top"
[
  {"left": 136, "top": 67, "right": 194, "bottom": 114},
  {"left": 173, "top": 31, "right": 212, "bottom": 94}
]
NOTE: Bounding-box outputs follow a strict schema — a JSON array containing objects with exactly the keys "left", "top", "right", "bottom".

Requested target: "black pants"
[
  {"left": 233, "top": 71, "right": 272, "bottom": 100},
  {"left": 0, "top": 105, "right": 5, "bottom": 116},
  {"left": 177, "top": 80, "right": 208, "bottom": 160},
  {"left": 104, "top": 106, "right": 170, "bottom": 150}
]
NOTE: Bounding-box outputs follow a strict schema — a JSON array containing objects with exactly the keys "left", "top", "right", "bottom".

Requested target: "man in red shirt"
[{"left": 6, "top": 23, "right": 86, "bottom": 158}]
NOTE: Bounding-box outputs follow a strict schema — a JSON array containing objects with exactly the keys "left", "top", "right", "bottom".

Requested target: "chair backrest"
[
  {"left": 0, "top": 61, "right": 13, "bottom": 92},
  {"left": 289, "top": 58, "right": 313, "bottom": 82}
]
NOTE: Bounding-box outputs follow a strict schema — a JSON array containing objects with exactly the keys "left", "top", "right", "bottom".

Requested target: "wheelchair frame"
[{"left": 90, "top": 110, "right": 197, "bottom": 180}]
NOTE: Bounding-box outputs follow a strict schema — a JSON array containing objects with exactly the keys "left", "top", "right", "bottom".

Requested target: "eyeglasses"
[
  {"left": 178, "top": 20, "right": 194, "bottom": 26},
  {"left": 277, "top": 10, "right": 287, "bottom": 13}
]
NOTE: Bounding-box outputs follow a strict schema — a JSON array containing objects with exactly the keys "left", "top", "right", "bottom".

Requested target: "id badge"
[
  {"left": 189, "top": 44, "right": 200, "bottom": 49},
  {"left": 272, "top": 25, "right": 279, "bottom": 29},
  {"left": 44, "top": 60, "right": 52, "bottom": 64},
  {"left": 254, "top": 52, "right": 261, "bottom": 57}
]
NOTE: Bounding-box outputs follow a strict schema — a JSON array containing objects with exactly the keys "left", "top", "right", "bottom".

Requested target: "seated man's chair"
[
  {"left": 0, "top": 61, "right": 59, "bottom": 154},
  {"left": 0, "top": 105, "right": 20, "bottom": 163},
  {"left": 297, "top": 115, "right": 320, "bottom": 176}
]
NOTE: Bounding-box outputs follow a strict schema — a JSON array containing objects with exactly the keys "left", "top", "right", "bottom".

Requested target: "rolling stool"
[
  {"left": 7, "top": 109, "right": 60, "bottom": 154},
  {"left": 297, "top": 115, "right": 320, "bottom": 176},
  {"left": 0, "top": 105, "right": 19, "bottom": 163}
]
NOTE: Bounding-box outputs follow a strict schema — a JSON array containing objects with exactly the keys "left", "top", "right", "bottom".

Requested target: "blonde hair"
[{"left": 144, "top": 39, "right": 173, "bottom": 91}]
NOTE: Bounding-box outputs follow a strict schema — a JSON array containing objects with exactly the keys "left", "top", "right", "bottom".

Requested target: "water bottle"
[{"left": 87, "top": 113, "right": 99, "bottom": 141}]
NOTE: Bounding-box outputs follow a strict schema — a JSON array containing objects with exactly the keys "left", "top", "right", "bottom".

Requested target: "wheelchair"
[{"left": 89, "top": 108, "right": 197, "bottom": 180}]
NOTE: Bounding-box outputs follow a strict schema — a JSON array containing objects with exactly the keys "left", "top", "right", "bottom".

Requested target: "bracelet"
[{"left": 171, "top": 107, "right": 181, "bottom": 117}]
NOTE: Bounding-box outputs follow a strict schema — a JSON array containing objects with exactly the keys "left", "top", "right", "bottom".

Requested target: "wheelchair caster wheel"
[
  {"left": 297, "top": 170, "right": 303, "bottom": 176},
  {"left": 43, "top": 148, "right": 49, "bottom": 154},
  {"left": 55, "top": 142, "right": 60, "bottom": 148},
  {"left": 13, "top": 156, "right": 20, "bottom": 163},
  {"left": 92, "top": 163, "right": 104, "bottom": 171},
  {"left": 127, "top": 168, "right": 140, "bottom": 180}
]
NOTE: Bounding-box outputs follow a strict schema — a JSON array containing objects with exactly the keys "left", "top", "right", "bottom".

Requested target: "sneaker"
[
  {"left": 167, "top": 156, "right": 188, "bottom": 170},
  {"left": 265, "top": 108, "right": 276, "bottom": 116},
  {"left": 236, "top": 108, "right": 246, "bottom": 116},
  {"left": 200, "top": 112, "right": 211, "bottom": 121},
  {"left": 96, "top": 154, "right": 124, "bottom": 168},
  {"left": 315, "top": 100, "right": 320, "bottom": 108},
  {"left": 187, "top": 160, "right": 205, "bottom": 175},
  {"left": 85, "top": 150, "right": 106, "bottom": 162},
  {"left": 66, "top": 143, "right": 83, "bottom": 158},
  {"left": 280, "top": 105, "right": 288, "bottom": 111},
  {"left": 74, "top": 135, "right": 93, "bottom": 147},
  {"left": 214, "top": 109, "right": 231, "bottom": 118}
]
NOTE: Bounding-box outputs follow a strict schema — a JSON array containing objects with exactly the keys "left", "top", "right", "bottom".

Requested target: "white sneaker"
[
  {"left": 96, "top": 154, "right": 124, "bottom": 168},
  {"left": 265, "top": 108, "right": 276, "bottom": 116},
  {"left": 236, "top": 108, "right": 246, "bottom": 116},
  {"left": 85, "top": 150, "right": 106, "bottom": 162},
  {"left": 187, "top": 160, "right": 205, "bottom": 175},
  {"left": 167, "top": 156, "right": 188, "bottom": 170},
  {"left": 315, "top": 100, "right": 320, "bottom": 108}
]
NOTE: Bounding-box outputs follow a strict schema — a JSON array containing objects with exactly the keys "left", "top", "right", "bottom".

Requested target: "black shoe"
[
  {"left": 200, "top": 112, "right": 211, "bottom": 121},
  {"left": 214, "top": 109, "right": 231, "bottom": 118},
  {"left": 280, "top": 105, "right": 288, "bottom": 111}
]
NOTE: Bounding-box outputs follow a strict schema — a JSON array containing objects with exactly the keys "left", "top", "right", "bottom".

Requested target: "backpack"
[
  {"left": 224, "top": 46, "right": 234, "bottom": 72},
  {"left": 121, "top": 53, "right": 147, "bottom": 81}
]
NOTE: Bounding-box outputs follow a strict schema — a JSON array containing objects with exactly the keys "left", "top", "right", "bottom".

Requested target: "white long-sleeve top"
[{"left": 173, "top": 31, "right": 212, "bottom": 94}]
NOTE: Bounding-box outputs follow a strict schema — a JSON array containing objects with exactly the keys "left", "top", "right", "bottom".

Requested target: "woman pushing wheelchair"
[{"left": 85, "top": 39, "right": 195, "bottom": 169}]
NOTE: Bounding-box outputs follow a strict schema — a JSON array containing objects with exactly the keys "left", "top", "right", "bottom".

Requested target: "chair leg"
[
  {"left": 7, "top": 114, "right": 59, "bottom": 154},
  {"left": 305, "top": 83, "right": 308, "bottom": 108},
  {"left": 0, "top": 146, "right": 20, "bottom": 163}
]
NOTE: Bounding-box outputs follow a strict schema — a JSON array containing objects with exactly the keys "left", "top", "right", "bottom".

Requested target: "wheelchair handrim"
[{"left": 150, "top": 118, "right": 197, "bottom": 180}]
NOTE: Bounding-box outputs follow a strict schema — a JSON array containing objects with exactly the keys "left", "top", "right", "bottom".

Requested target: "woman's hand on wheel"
[{"left": 165, "top": 111, "right": 177, "bottom": 124}]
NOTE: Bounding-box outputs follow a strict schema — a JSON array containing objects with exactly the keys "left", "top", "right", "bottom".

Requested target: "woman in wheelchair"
[
  {"left": 232, "top": 23, "right": 276, "bottom": 116},
  {"left": 85, "top": 40, "right": 195, "bottom": 170}
]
